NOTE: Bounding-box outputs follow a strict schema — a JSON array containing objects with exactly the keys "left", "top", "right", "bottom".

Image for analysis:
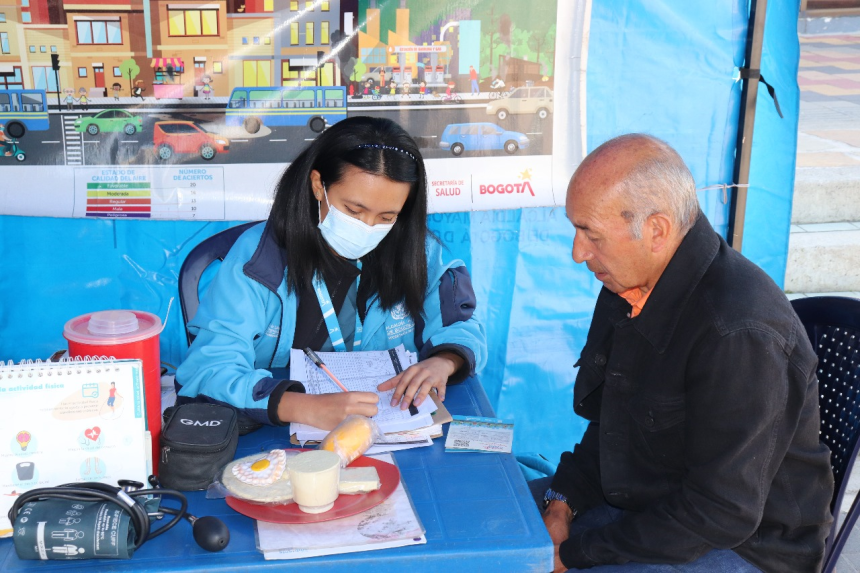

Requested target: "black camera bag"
[{"left": 159, "top": 403, "right": 238, "bottom": 491}]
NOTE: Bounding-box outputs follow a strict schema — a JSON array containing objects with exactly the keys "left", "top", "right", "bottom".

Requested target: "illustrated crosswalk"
[{"left": 61, "top": 115, "right": 84, "bottom": 166}]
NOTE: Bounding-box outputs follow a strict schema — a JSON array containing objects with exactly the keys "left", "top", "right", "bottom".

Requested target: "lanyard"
[{"left": 312, "top": 261, "right": 362, "bottom": 352}]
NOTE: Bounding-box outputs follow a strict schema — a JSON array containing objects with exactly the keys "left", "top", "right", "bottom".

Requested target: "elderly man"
[{"left": 538, "top": 134, "right": 834, "bottom": 572}]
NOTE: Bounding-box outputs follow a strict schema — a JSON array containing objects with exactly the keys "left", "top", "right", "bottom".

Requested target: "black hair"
[{"left": 268, "top": 116, "right": 430, "bottom": 321}]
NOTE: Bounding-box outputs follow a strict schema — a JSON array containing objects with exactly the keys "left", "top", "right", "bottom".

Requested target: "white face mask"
[{"left": 317, "top": 185, "right": 396, "bottom": 259}]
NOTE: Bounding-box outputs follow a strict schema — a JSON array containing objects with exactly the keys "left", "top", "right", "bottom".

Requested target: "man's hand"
[
  {"left": 377, "top": 352, "right": 464, "bottom": 410},
  {"left": 543, "top": 500, "right": 574, "bottom": 573},
  {"left": 277, "top": 391, "right": 378, "bottom": 429}
]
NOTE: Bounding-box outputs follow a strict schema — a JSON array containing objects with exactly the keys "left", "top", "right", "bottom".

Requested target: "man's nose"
[{"left": 572, "top": 233, "right": 591, "bottom": 264}]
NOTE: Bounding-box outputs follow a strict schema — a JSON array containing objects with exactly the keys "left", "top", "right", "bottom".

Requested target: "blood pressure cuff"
[{"left": 12, "top": 498, "right": 137, "bottom": 560}]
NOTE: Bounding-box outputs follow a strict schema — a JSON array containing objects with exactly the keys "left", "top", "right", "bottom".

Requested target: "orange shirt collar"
[{"left": 619, "top": 288, "right": 651, "bottom": 318}]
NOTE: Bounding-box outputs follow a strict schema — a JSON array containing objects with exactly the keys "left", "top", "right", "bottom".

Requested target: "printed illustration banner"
[{"left": 0, "top": 0, "right": 584, "bottom": 219}]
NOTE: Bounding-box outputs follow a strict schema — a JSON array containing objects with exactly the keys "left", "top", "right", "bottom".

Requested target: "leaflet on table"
[
  {"left": 365, "top": 426, "right": 436, "bottom": 455},
  {"left": 290, "top": 424, "right": 440, "bottom": 454},
  {"left": 257, "top": 454, "right": 426, "bottom": 559},
  {"left": 444, "top": 416, "right": 515, "bottom": 454},
  {"left": 289, "top": 345, "right": 436, "bottom": 438},
  {"left": 262, "top": 534, "right": 427, "bottom": 560},
  {"left": 0, "top": 359, "right": 148, "bottom": 537}
]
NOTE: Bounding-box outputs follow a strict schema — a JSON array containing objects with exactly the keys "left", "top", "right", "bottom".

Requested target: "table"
[{"left": 0, "top": 377, "right": 553, "bottom": 572}]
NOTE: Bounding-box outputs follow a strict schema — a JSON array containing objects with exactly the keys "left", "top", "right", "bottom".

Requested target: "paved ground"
[
  {"left": 798, "top": 34, "right": 860, "bottom": 168},
  {"left": 797, "top": 31, "right": 860, "bottom": 573}
]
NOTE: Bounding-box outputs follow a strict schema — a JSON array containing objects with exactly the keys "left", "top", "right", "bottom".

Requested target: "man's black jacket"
[{"left": 551, "top": 214, "right": 834, "bottom": 571}]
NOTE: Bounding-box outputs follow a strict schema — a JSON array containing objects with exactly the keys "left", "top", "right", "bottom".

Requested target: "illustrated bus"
[
  {"left": 225, "top": 86, "right": 347, "bottom": 134},
  {"left": 0, "top": 89, "right": 50, "bottom": 138}
]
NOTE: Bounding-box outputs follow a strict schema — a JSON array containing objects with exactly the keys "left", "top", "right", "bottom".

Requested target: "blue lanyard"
[{"left": 312, "top": 261, "right": 362, "bottom": 352}]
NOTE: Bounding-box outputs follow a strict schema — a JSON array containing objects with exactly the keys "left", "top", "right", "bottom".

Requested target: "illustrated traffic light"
[{"left": 51, "top": 54, "right": 61, "bottom": 109}]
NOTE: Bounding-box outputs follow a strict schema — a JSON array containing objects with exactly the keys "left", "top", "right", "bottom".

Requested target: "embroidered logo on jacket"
[
  {"left": 265, "top": 325, "right": 280, "bottom": 338},
  {"left": 391, "top": 302, "right": 409, "bottom": 320}
]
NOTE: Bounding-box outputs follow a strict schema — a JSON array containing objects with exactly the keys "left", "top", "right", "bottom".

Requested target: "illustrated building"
[
  {"left": 358, "top": 1, "right": 450, "bottom": 87},
  {"left": 227, "top": 0, "right": 343, "bottom": 90},
  {"left": 1, "top": 0, "right": 351, "bottom": 97},
  {"left": 149, "top": 0, "right": 229, "bottom": 97},
  {"left": 62, "top": 0, "right": 149, "bottom": 98}
]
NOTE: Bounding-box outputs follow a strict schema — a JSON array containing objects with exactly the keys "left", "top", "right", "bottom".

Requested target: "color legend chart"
[{"left": 74, "top": 167, "right": 225, "bottom": 220}]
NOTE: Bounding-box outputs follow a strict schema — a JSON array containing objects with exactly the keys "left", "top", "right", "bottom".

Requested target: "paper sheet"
[
  {"left": 257, "top": 453, "right": 426, "bottom": 559},
  {"left": 289, "top": 345, "right": 436, "bottom": 438}
]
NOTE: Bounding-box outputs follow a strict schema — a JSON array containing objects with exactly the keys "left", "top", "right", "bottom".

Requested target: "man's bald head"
[{"left": 569, "top": 134, "right": 699, "bottom": 239}]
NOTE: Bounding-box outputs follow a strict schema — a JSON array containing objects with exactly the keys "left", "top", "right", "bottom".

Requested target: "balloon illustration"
[{"left": 16, "top": 431, "right": 31, "bottom": 452}]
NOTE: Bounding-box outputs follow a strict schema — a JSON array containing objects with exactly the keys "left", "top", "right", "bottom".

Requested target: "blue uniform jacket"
[{"left": 175, "top": 222, "right": 487, "bottom": 425}]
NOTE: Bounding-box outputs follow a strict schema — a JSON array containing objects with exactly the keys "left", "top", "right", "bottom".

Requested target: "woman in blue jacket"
[{"left": 175, "top": 116, "right": 486, "bottom": 430}]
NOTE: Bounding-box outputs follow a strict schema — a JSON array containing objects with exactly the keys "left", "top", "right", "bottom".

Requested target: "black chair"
[
  {"left": 791, "top": 295, "right": 860, "bottom": 573},
  {"left": 178, "top": 221, "right": 260, "bottom": 346}
]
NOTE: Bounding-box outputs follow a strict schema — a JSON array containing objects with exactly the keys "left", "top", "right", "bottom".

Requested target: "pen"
[{"left": 303, "top": 348, "right": 350, "bottom": 393}]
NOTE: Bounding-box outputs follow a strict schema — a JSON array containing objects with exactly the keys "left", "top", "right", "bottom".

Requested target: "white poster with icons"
[{"left": 0, "top": 358, "right": 147, "bottom": 537}]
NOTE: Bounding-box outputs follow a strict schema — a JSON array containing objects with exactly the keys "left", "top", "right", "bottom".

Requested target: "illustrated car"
[
  {"left": 153, "top": 121, "right": 229, "bottom": 161},
  {"left": 74, "top": 109, "right": 143, "bottom": 136},
  {"left": 439, "top": 122, "right": 530, "bottom": 156},
  {"left": 485, "top": 86, "right": 553, "bottom": 121}
]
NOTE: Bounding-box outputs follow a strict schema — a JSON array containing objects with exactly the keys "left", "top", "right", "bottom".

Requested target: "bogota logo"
[{"left": 479, "top": 168, "right": 535, "bottom": 197}]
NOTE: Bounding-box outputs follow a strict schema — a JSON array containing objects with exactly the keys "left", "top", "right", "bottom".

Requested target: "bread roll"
[{"left": 319, "top": 415, "right": 380, "bottom": 467}]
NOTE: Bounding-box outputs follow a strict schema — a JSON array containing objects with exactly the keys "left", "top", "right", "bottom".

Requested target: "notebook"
[
  {"left": 0, "top": 357, "right": 149, "bottom": 537},
  {"left": 288, "top": 345, "right": 437, "bottom": 441}
]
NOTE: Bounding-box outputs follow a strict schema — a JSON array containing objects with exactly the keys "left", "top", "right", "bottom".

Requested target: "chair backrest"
[
  {"left": 178, "top": 221, "right": 261, "bottom": 346},
  {"left": 791, "top": 295, "right": 860, "bottom": 572}
]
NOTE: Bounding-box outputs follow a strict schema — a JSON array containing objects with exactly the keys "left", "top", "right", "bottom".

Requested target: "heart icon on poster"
[{"left": 85, "top": 427, "right": 101, "bottom": 441}]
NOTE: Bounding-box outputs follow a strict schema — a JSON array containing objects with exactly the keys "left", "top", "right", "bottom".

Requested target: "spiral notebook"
[{"left": 0, "top": 357, "right": 149, "bottom": 537}]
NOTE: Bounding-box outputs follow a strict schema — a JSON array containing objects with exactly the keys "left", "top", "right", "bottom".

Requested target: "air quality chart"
[{"left": 74, "top": 167, "right": 225, "bottom": 219}]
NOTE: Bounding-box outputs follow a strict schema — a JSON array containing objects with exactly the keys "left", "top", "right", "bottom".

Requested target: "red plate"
[{"left": 225, "top": 453, "right": 400, "bottom": 524}]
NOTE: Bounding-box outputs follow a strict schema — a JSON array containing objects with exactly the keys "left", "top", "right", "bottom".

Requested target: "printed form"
[{"left": 289, "top": 345, "right": 436, "bottom": 440}]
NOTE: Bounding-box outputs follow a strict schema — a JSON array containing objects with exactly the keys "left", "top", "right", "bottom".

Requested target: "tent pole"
[{"left": 728, "top": 0, "right": 768, "bottom": 251}]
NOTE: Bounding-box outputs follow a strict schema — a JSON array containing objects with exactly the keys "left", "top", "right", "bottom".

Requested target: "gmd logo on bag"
[{"left": 180, "top": 418, "right": 223, "bottom": 427}]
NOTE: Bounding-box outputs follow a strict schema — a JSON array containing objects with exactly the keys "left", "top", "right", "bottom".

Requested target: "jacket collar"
[
  {"left": 622, "top": 213, "right": 719, "bottom": 353},
  {"left": 243, "top": 222, "right": 288, "bottom": 294}
]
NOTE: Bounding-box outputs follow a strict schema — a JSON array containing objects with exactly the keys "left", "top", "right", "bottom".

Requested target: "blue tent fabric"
[
  {"left": 741, "top": 0, "right": 801, "bottom": 286},
  {"left": 0, "top": 1, "right": 800, "bottom": 471}
]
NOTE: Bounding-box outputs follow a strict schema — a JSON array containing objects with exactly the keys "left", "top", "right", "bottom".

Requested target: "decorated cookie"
[
  {"left": 221, "top": 451, "right": 294, "bottom": 504},
  {"left": 232, "top": 449, "right": 287, "bottom": 486}
]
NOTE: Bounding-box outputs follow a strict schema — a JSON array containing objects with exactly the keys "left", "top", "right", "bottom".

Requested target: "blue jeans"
[{"left": 528, "top": 477, "right": 760, "bottom": 572}]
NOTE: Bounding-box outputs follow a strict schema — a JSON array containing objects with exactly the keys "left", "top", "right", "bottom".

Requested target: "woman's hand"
[
  {"left": 377, "top": 352, "right": 464, "bottom": 410},
  {"left": 278, "top": 391, "right": 378, "bottom": 430}
]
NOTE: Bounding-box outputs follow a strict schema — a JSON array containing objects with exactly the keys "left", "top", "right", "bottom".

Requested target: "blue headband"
[{"left": 353, "top": 143, "right": 417, "bottom": 163}]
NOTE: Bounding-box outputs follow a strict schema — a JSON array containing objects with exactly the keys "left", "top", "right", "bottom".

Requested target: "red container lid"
[{"left": 63, "top": 310, "right": 162, "bottom": 345}]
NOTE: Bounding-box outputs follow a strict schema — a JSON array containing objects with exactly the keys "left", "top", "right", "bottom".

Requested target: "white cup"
[{"left": 288, "top": 450, "right": 341, "bottom": 514}]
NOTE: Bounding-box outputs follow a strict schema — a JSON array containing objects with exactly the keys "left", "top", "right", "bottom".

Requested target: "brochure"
[{"left": 444, "top": 415, "right": 514, "bottom": 454}]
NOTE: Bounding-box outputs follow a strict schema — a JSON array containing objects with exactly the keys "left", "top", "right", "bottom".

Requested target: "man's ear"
[{"left": 647, "top": 213, "right": 673, "bottom": 253}]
